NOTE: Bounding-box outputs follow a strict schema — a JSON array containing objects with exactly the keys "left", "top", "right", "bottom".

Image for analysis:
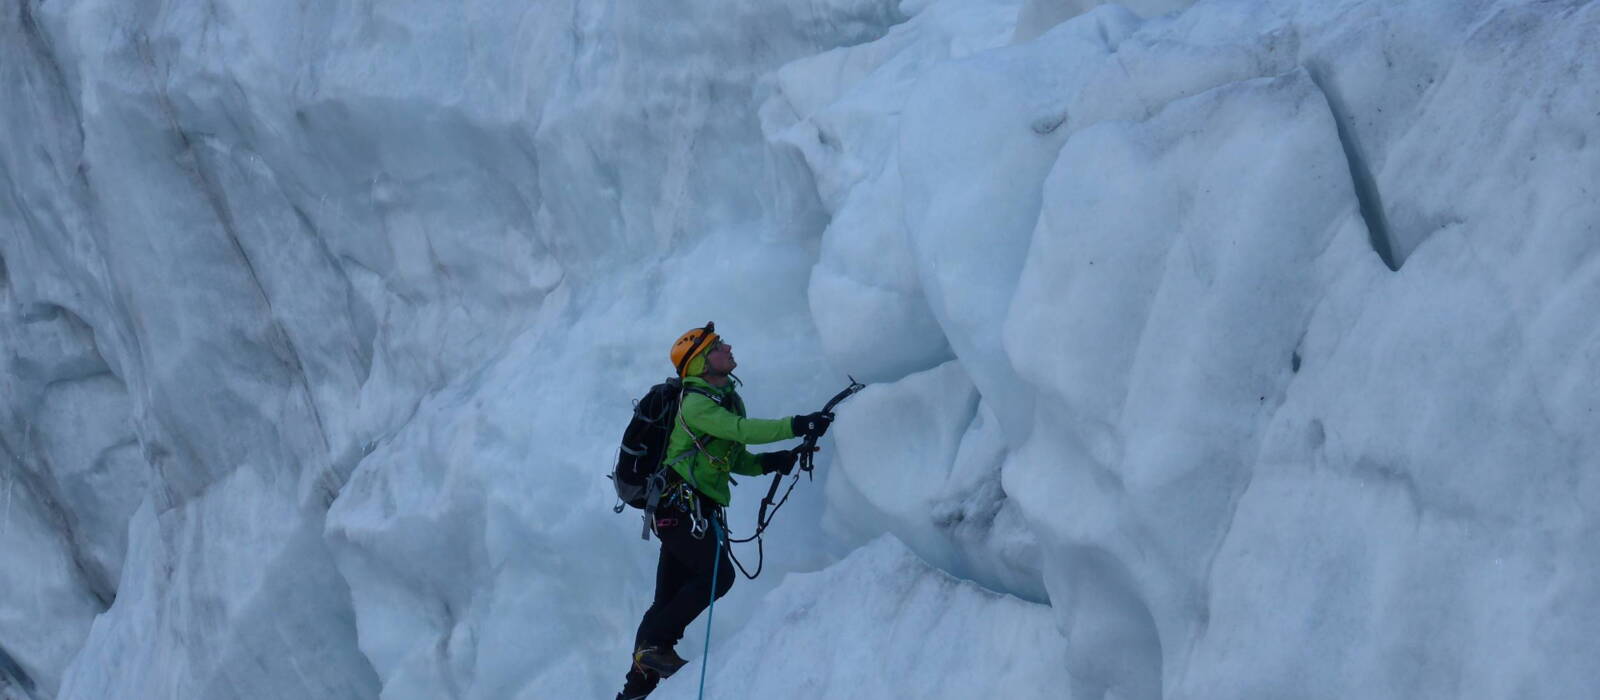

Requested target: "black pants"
[{"left": 619, "top": 506, "right": 735, "bottom": 697}]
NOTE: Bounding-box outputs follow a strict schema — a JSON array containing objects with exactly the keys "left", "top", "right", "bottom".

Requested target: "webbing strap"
[
  {"left": 641, "top": 472, "right": 664, "bottom": 540},
  {"left": 675, "top": 388, "right": 730, "bottom": 477}
]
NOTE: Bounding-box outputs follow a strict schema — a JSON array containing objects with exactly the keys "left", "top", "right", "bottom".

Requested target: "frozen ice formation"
[{"left": 2, "top": 0, "right": 1596, "bottom": 698}]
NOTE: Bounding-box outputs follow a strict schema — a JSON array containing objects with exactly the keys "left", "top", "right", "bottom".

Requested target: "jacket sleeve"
[
  {"left": 730, "top": 447, "right": 767, "bottom": 477},
  {"left": 680, "top": 394, "right": 796, "bottom": 445}
]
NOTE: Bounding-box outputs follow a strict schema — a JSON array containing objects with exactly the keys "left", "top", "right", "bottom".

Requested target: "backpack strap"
[
  {"left": 674, "top": 386, "right": 729, "bottom": 471},
  {"left": 642, "top": 386, "right": 722, "bottom": 540},
  {"left": 683, "top": 386, "right": 723, "bottom": 406}
]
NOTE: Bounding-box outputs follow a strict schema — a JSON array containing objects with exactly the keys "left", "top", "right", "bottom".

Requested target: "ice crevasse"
[{"left": 0, "top": 1, "right": 1596, "bottom": 699}]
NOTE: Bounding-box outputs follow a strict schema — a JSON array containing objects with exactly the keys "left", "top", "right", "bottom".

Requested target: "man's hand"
[
  {"left": 791, "top": 411, "right": 834, "bottom": 440},
  {"left": 759, "top": 450, "right": 799, "bottom": 475}
]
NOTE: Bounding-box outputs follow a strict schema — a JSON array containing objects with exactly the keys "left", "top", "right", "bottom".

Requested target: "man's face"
[{"left": 705, "top": 340, "right": 736, "bottom": 374}]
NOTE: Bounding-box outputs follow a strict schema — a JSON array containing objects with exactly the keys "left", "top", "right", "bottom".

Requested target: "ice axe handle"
[
  {"left": 819, "top": 376, "right": 867, "bottom": 414},
  {"left": 797, "top": 377, "right": 866, "bottom": 476}
]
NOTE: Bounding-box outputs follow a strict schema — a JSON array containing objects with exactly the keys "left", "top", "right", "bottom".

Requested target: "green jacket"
[{"left": 667, "top": 376, "right": 796, "bottom": 506}]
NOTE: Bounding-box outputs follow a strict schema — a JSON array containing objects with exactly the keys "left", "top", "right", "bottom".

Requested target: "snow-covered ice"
[
  {"left": 2, "top": 0, "right": 1597, "bottom": 698},
  {"left": 652, "top": 535, "right": 1068, "bottom": 700}
]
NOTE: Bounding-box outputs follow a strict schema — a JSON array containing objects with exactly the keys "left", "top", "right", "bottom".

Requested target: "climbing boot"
[{"left": 632, "top": 645, "right": 688, "bottom": 678}]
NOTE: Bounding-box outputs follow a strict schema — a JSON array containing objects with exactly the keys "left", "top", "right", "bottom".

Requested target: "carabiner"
[{"left": 687, "top": 493, "right": 709, "bottom": 539}]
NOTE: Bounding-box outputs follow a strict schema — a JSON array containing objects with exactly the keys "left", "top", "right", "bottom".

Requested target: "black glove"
[
  {"left": 759, "top": 449, "right": 798, "bottom": 475},
  {"left": 791, "top": 411, "right": 833, "bottom": 440}
]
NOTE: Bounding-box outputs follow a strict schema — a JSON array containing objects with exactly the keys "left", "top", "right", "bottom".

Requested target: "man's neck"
[{"left": 701, "top": 373, "right": 730, "bottom": 388}]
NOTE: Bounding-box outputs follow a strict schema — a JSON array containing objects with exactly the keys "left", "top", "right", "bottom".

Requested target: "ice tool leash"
[
  {"left": 678, "top": 378, "right": 864, "bottom": 700},
  {"left": 694, "top": 379, "right": 863, "bottom": 698}
]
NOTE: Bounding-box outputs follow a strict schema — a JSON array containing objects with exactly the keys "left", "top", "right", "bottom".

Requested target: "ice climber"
[{"left": 617, "top": 323, "right": 833, "bottom": 700}]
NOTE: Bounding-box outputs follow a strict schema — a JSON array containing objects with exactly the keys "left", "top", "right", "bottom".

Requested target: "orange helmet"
[{"left": 670, "top": 322, "right": 719, "bottom": 377}]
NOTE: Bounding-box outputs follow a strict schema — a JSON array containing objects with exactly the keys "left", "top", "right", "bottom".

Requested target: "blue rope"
[{"left": 697, "top": 519, "right": 724, "bottom": 700}]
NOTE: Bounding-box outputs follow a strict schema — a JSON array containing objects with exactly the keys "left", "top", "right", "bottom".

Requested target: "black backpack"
[
  {"left": 612, "top": 378, "right": 725, "bottom": 539},
  {"left": 611, "top": 378, "right": 684, "bottom": 511}
]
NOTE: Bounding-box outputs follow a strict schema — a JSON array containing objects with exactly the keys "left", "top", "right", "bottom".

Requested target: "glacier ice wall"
[
  {"left": 3, "top": 0, "right": 1598, "bottom": 699},
  {"left": 3, "top": 0, "right": 898, "bottom": 695}
]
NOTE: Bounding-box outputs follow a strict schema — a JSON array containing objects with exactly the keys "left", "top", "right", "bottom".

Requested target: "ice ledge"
[{"left": 652, "top": 534, "right": 1069, "bottom": 700}]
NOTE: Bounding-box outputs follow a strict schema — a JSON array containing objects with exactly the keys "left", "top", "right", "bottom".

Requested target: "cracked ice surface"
[{"left": 2, "top": 0, "right": 1598, "bottom": 699}]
